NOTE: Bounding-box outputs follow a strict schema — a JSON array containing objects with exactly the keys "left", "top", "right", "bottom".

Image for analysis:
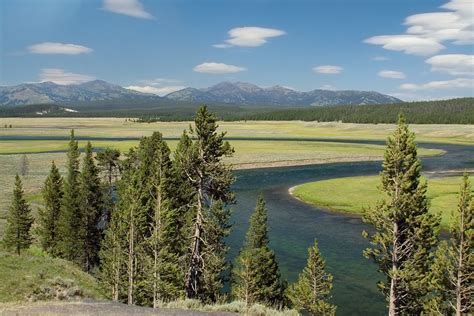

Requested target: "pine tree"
[
  {"left": 178, "top": 106, "right": 235, "bottom": 302},
  {"left": 428, "top": 174, "right": 473, "bottom": 315},
  {"left": 362, "top": 115, "right": 440, "bottom": 315},
  {"left": 144, "top": 132, "right": 184, "bottom": 306},
  {"left": 120, "top": 148, "right": 147, "bottom": 305},
  {"left": 80, "top": 141, "right": 104, "bottom": 271},
  {"left": 96, "top": 148, "right": 121, "bottom": 188},
  {"left": 232, "top": 195, "right": 284, "bottom": 308},
  {"left": 58, "top": 129, "right": 83, "bottom": 263},
  {"left": 37, "top": 161, "right": 63, "bottom": 256},
  {"left": 287, "top": 240, "right": 336, "bottom": 315},
  {"left": 2, "top": 174, "right": 34, "bottom": 255},
  {"left": 101, "top": 133, "right": 183, "bottom": 306},
  {"left": 99, "top": 199, "right": 127, "bottom": 302}
]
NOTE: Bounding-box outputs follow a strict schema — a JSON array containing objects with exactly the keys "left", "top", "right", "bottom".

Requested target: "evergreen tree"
[
  {"left": 362, "top": 115, "right": 440, "bottom": 315},
  {"left": 99, "top": 199, "right": 127, "bottom": 302},
  {"left": 96, "top": 148, "right": 121, "bottom": 188},
  {"left": 95, "top": 148, "right": 121, "bottom": 237},
  {"left": 120, "top": 148, "right": 147, "bottom": 305},
  {"left": 80, "top": 141, "right": 104, "bottom": 271},
  {"left": 428, "top": 174, "right": 473, "bottom": 315},
  {"left": 287, "top": 240, "right": 336, "bottom": 315},
  {"left": 143, "top": 132, "right": 184, "bottom": 306},
  {"left": 178, "top": 106, "right": 235, "bottom": 302},
  {"left": 2, "top": 174, "right": 34, "bottom": 255},
  {"left": 232, "top": 195, "right": 284, "bottom": 308},
  {"left": 37, "top": 161, "right": 63, "bottom": 256},
  {"left": 58, "top": 129, "right": 83, "bottom": 263},
  {"left": 100, "top": 133, "right": 184, "bottom": 306}
]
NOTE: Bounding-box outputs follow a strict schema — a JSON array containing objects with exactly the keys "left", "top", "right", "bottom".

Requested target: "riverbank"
[{"left": 288, "top": 174, "right": 473, "bottom": 229}]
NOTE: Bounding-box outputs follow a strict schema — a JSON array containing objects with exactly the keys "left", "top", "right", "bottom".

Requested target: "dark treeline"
[
  {"left": 2, "top": 108, "right": 473, "bottom": 315},
  {"left": 1, "top": 98, "right": 473, "bottom": 124},
  {"left": 244, "top": 98, "right": 474, "bottom": 124}
]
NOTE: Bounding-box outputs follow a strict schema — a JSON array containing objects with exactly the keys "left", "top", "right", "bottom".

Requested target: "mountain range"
[
  {"left": 166, "top": 81, "right": 401, "bottom": 106},
  {"left": 0, "top": 80, "right": 402, "bottom": 107}
]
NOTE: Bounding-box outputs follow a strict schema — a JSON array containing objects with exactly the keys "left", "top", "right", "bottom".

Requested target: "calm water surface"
[{"left": 228, "top": 142, "right": 474, "bottom": 316}]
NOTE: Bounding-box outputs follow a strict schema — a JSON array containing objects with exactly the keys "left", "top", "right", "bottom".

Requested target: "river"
[
  {"left": 2, "top": 135, "right": 472, "bottom": 314},
  {"left": 228, "top": 142, "right": 473, "bottom": 315}
]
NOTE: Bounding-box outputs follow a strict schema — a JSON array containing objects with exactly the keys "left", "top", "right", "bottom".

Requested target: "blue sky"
[{"left": 1, "top": 0, "right": 473, "bottom": 100}]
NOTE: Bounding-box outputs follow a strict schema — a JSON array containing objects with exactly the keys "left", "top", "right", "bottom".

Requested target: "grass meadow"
[
  {"left": 0, "top": 118, "right": 470, "bottom": 235},
  {"left": 0, "top": 118, "right": 473, "bottom": 144},
  {"left": 292, "top": 175, "right": 473, "bottom": 229}
]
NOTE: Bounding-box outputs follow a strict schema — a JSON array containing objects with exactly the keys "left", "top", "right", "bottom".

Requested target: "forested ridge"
[
  {"left": 1, "top": 108, "right": 472, "bottom": 315},
  {"left": 1, "top": 98, "right": 472, "bottom": 124},
  {"left": 243, "top": 98, "right": 474, "bottom": 124}
]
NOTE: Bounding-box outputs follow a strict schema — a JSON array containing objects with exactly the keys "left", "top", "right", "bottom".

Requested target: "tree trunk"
[
  {"left": 455, "top": 207, "right": 465, "bottom": 316},
  {"left": 128, "top": 206, "right": 134, "bottom": 305},
  {"left": 389, "top": 221, "right": 399, "bottom": 316},
  {"left": 112, "top": 232, "right": 120, "bottom": 302},
  {"left": 185, "top": 184, "right": 203, "bottom": 298},
  {"left": 153, "top": 189, "right": 162, "bottom": 308}
]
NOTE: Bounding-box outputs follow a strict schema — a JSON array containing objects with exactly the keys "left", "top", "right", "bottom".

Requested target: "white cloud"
[
  {"left": 364, "top": 0, "right": 474, "bottom": 55},
  {"left": 400, "top": 78, "right": 474, "bottom": 90},
  {"left": 320, "top": 84, "right": 336, "bottom": 90},
  {"left": 193, "top": 62, "right": 247, "bottom": 74},
  {"left": 103, "top": 0, "right": 153, "bottom": 19},
  {"left": 378, "top": 70, "right": 406, "bottom": 79},
  {"left": 213, "top": 43, "right": 232, "bottom": 48},
  {"left": 364, "top": 35, "right": 445, "bottom": 56},
  {"left": 28, "top": 42, "right": 93, "bottom": 55},
  {"left": 425, "top": 54, "right": 474, "bottom": 75},
  {"left": 39, "top": 68, "right": 95, "bottom": 85},
  {"left": 126, "top": 85, "right": 185, "bottom": 96},
  {"left": 373, "top": 56, "right": 390, "bottom": 61},
  {"left": 313, "top": 65, "right": 343, "bottom": 74},
  {"left": 215, "top": 27, "right": 286, "bottom": 48},
  {"left": 138, "top": 78, "right": 182, "bottom": 86}
]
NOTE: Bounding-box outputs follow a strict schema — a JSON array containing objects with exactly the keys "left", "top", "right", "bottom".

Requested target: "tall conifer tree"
[
  {"left": 58, "top": 130, "right": 83, "bottom": 262},
  {"left": 37, "top": 161, "right": 63, "bottom": 256},
  {"left": 232, "top": 195, "right": 284, "bottom": 308},
  {"left": 363, "top": 115, "right": 439, "bottom": 315},
  {"left": 177, "top": 106, "right": 235, "bottom": 302},
  {"left": 2, "top": 175, "right": 34, "bottom": 255},
  {"left": 144, "top": 132, "right": 184, "bottom": 306},
  {"left": 287, "top": 240, "right": 336, "bottom": 315},
  {"left": 80, "top": 141, "right": 104, "bottom": 271},
  {"left": 428, "top": 174, "right": 473, "bottom": 315}
]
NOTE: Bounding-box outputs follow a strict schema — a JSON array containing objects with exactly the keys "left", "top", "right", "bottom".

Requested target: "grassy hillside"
[{"left": 0, "top": 247, "right": 104, "bottom": 303}]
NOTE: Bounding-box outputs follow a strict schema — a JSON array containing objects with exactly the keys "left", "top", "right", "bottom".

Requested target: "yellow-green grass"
[
  {"left": 1, "top": 118, "right": 473, "bottom": 145},
  {"left": 0, "top": 246, "right": 104, "bottom": 302},
  {"left": 0, "top": 141, "right": 443, "bottom": 236},
  {"left": 292, "top": 175, "right": 473, "bottom": 229}
]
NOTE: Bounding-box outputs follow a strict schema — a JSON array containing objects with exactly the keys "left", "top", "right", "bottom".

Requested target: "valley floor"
[{"left": 1, "top": 118, "right": 469, "bottom": 235}]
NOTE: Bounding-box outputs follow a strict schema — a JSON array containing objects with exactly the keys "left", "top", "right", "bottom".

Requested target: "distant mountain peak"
[
  {"left": 166, "top": 81, "right": 402, "bottom": 106},
  {"left": 0, "top": 80, "right": 160, "bottom": 106},
  {"left": 0, "top": 79, "right": 402, "bottom": 107}
]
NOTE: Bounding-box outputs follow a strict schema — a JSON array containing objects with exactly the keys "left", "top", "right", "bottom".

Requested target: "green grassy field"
[
  {"left": 292, "top": 175, "right": 473, "bottom": 229},
  {"left": 0, "top": 247, "right": 104, "bottom": 303},
  {"left": 1, "top": 118, "right": 473, "bottom": 144},
  {"left": 0, "top": 118, "right": 457, "bottom": 236}
]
